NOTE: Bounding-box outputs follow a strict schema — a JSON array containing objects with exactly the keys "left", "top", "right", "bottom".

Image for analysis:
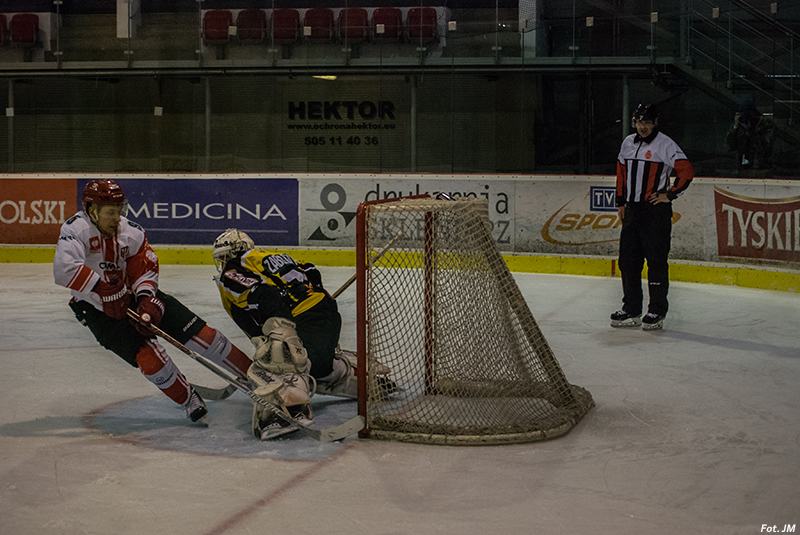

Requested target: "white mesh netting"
[{"left": 358, "top": 196, "right": 593, "bottom": 445}]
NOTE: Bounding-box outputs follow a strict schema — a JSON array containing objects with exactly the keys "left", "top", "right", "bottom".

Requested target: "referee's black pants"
[{"left": 618, "top": 202, "right": 673, "bottom": 317}]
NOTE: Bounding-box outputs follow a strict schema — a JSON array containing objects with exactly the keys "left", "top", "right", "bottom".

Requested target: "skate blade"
[
  {"left": 195, "top": 414, "right": 210, "bottom": 427},
  {"left": 259, "top": 425, "right": 300, "bottom": 440},
  {"left": 610, "top": 319, "right": 642, "bottom": 328}
]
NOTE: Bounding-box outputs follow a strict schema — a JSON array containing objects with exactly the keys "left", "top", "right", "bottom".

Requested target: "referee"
[{"left": 610, "top": 103, "right": 695, "bottom": 331}]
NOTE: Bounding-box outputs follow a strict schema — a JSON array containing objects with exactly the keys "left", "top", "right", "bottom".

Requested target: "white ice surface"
[{"left": 1, "top": 263, "right": 798, "bottom": 535}]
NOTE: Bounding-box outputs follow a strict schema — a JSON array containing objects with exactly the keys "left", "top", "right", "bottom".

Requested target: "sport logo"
[{"left": 541, "top": 187, "right": 622, "bottom": 246}]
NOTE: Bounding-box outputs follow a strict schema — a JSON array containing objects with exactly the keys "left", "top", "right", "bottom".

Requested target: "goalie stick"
[{"left": 127, "top": 309, "right": 365, "bottom": 443}]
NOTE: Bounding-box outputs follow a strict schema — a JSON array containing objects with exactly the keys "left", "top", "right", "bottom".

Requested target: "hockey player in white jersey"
[{"left": 54, "top": 179, "right": 254, "bottom": 424}]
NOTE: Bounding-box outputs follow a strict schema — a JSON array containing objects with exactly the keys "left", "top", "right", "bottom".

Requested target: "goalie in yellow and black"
[{"left": 211, "top": 228, "right": 359, "bottom": 440}]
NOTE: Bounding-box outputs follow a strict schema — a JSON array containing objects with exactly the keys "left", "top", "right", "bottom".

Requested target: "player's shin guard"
[
  {"left": 186, "top": 325, "right": 253, "bottom": 380},
  {"left": 135, "top": 339, "right": 192, "bottom": 405}
]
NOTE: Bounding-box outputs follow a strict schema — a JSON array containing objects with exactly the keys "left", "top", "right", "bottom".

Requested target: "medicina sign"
[{"left": 75, "top": 177, "right": 299, "bottom": 246}]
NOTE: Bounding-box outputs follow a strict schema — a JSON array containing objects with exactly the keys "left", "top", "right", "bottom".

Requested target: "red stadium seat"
[
  {"left": 10, "top": 13, "right": 39, "bottom": 48},
  {"left": 203, "top": 10, "right": 233, "bottom": 46},
  {"left": 237, "top": 9, "right": 267, "bottom": 44},
  {"left": 371, "top": 7, "right": 402, "bottom": 43},
  {"left": 338, "top": 8, "right": 368, "bottom": 44},
  {"left": 272, "top": 8, "right": 300, "bottom": 44},
  {"left": 304, "top": 8, "right": 334, "bottom": 43},
  {"left": 0, "top": 15, "right": 7, "bottom": 45},
  {"left": 407, "top": 7, "right": 437, "bottom": 44}
]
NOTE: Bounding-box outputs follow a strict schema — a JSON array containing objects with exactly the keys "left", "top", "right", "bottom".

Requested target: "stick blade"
[
  {"left": 191, "top": 383, "right": 238, "bottom": 401},
  {"left": 314, "top": 415, "right": 365, "bottom": 443}
]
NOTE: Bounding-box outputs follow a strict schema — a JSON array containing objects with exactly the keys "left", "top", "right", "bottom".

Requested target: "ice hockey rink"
[{"left": 1, "top": 262, "right": 798, "bottom": 535}]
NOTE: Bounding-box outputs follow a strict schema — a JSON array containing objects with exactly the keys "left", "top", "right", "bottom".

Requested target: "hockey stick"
[
  {"left": 190, "top": 382, "right": 237, "bottom": 401},
  {"left": 127, "top": 309, "right": 364, "bottom": 443},
  {"left": 331, "top": 230, "right": 404, "bottom": 299}
]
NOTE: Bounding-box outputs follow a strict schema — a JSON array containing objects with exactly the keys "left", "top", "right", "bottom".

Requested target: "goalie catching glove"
[{"left": 248, "top": 317, "right": 313, "bottom": 440}]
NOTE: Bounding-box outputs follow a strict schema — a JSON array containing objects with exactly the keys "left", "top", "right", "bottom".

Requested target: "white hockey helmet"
[{"left": 212, "top": 228, "right": 254, "bottom": 271}]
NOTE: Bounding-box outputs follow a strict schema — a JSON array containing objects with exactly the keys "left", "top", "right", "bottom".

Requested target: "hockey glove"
[
  {"left": 93, "top": 279, "right": 131, "bottom": 320},
  {"left": 137, "top": 295, "right": 165, "bottom": 328}
]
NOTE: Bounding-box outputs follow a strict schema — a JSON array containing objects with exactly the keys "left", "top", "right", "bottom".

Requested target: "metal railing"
[{"left": 686, "top": 0, "right": 799, "bottom": 124}]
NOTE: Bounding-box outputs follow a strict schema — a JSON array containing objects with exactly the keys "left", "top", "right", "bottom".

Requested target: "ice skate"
[
  {"left": 610, "top": 310, "right": 642, "bottom": 327},
  {"left": 254, "top": 404, "right": 312, "bottom": 440},
  {"left": 316, "top": 349, "right": 397, "bottom": 399},
  {"left": 642, "top": 313, "right": 665, "bottom": 331},
  {"left": 185, "top": 388, "right": 209, "bottom": 425}
]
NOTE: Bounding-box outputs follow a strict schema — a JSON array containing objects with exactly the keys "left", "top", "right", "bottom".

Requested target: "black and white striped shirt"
[{"left": 616, "top": 129, "right": 694, "bottom": 205}]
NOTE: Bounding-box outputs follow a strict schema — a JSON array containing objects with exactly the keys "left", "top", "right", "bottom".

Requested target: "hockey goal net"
[{"left": 355, "top": 196, "right": 594, "bottom": 445}]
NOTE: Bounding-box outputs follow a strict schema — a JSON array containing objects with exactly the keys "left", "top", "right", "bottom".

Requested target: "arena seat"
[
  {"left": 236, "top": 9, "right": 267, "bottom": 44},
  {"left": 338, "top": 8, "right": 368, "bottom": 44},
  {"left": 10, "top": 13, "right": 39, "bottom": 48},
  {"left": 203, "top": 10, "right": 233, "bottom": 46},
  {"left": 304, "top": 8, "right": 334, "bottom": 43},
  {"left": 407, "top": 7, "right": 437, "bottom": 44},
  {"left": 371, "top": 7, "right": 402, "bottom": 43},
  {"left": 272, "top": 8, "right": 300, "bottom": 44},
  {"left": 0, "top": 15, "right": 7, "bottom": 45}
]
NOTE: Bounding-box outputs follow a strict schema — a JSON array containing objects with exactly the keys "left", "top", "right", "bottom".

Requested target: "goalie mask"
[{"left": 212, "top": 228, "right": 254, "bottom": 272}]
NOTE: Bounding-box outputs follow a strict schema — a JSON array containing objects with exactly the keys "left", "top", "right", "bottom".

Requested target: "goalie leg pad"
[
  {"left": 247, "top": 327, "right": 313, "bottom": 440},
  {"left": 248, "top": 370, "right": 313, "bottom": 440},
  {"left": 252, "top": 317, "right": 308, "bottom": 375},
  {"left": 316, "top": 351, "right": 357, "bottom": 399},
  {"left": 248, "top": 365, "right": 313, "bottom": 440},
  {"left": 252, "top": 403, "right": 313, "bottom": 441},
  {"left": 247, "top": 363, "right": 312, "bottom": 407}
]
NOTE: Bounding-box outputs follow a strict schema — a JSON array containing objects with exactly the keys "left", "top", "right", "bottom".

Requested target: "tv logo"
[{"left": 590, "top": 187, "right": 617, "bottom": 212}]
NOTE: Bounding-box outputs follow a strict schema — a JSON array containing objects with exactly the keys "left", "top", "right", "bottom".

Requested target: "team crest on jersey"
[
  {"left": 224, "top": 269, "right": 259, "bottom": 287},
  {"left": 121, "top": 246, "right": 129, "bottom": 257},
  {"left": 89, "top": 236, "right": 101, "bottom": 254},
  {"left": 645, "top": 150, "right": 652, "bottom": 159}
]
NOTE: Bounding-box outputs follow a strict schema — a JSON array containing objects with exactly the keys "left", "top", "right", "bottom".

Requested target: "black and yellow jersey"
[{"left": 215, "top": 251, "right": 327, "bottom": 339}]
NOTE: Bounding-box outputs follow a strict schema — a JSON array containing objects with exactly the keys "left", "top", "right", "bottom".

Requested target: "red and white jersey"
[
  {"left": 53, "top": 211, "right": 159, "bottom": 311},
  {"left": 616, "top": 130, "right": 694, "bottom": 205}
]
